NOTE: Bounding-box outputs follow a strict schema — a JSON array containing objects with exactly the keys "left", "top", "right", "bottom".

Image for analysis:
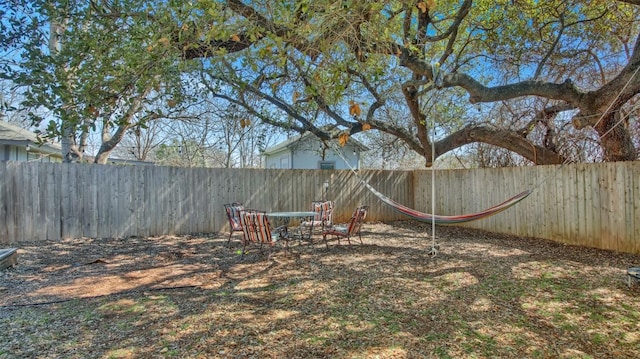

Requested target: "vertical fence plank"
[
  {"left": 133, "top": 166, "right": 144, "bottom": 236},
  {"left": 191, "top": 168, "right": 201, "bottom": 233},
  {"left": 623, "top": 162, "right": 636, "bottom": 254},
  {"left": 59, "top": 164, "right": 70, "bottom": 239},
  {"left": 588, "top": 163, "right": 601, "bottom": 250},
  {"left": 40, "top": 163, "right": 60, "bottom": 241},
  {"left": 95, "top": 165, "right": 107, "bottom": 238},
  {"left": 611, "top": 163, "right": 627, "bottom": 251},
  {"left": 122, "top": 165, "right": 134, "bottom": 238},
  {"left": 6, "top": 162, "right": 18, "bottom": 242},
  {"left": 566, "top": 165, "right": 579, "bottom": 245},
  {"left": 85, "top": 165, "right": 98, "bottom": 238},
  {"left": 171, "top": 166, "right": 180, "bottom": 233},
  {"left": 0, "top": 163, "right": 7, "bottom": 243},
  {"left": 24, "top": 163, "right": 35, "bottom": 242},
  {"left": 576, "top": 164, "right": 589, "bottom": 247},
  {"left": 631, "top": 162, "right": 640, "bottom": 254},
  {"left": 116, "top": 165, "right": 127, "bottom": 238},
  {"left": 35, "top": 163, "right": 48, "bottom": 241},
  {"left": 146, "top": 165, "right": 156, "bottom": 235},
  {"left": 111, "top": 165, "right": 121, "bottom": 238},
  {"left": 211, "top": 168, "right": 224, "bottom": 232},
  {"left": 555, "top": 165, "right": 567, "bottom": 241},
  {"left": 12, "top": 164, "right": 25, "bottom": 242},
  {"left": 600, "top": 163, "right": 614, "bottom": 250}
]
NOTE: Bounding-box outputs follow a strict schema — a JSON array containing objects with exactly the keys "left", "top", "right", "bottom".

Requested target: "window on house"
[
  {"left": 319, "top": 161, "right": 335, "bottom": 170},
  {"left": 280, "top": 157, "right": 289, "bottom": 169}
]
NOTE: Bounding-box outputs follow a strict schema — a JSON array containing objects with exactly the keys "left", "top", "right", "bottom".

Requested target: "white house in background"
[
  {"left": 263, "top": 132, "right": 368, "bottom": 170},
  {"left": 0, "top": 120, "right": 63, "bottom": 162}
]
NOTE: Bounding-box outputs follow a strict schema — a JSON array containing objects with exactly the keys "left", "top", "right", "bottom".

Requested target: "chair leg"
[
  {"left": 323, "top": 234, "right": 329, "bottom": 249},
  {"left": 227, "top": 231, "right": 233, "bottom": 246},
  {"left": 241, "top": 241, "right": 248, "bottom": 258}
]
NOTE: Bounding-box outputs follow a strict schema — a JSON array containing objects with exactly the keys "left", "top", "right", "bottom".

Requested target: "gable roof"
[
  {"left": 0, "top": 120, "right": 62, "bottom": 156},
  {"left": 263, "top": 131, "right": 369, "bottom": 155}
]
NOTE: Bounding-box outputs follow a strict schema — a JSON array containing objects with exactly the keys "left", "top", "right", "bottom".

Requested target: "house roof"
[
  {"left": 83, "top": 155, "right": 156, "bottom": 166},
  {"left": 263, "top": 131, "right": 369, "bottom": 155},
  {"left": 0, "top": 120, "right": 62, "bottom": 156}
]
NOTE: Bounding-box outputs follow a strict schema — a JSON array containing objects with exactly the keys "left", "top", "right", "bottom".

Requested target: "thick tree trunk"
[
  {"left": 401, "top": 84, "right": 431, "bottom": 162},
  {"left": 594, "top": 113, "right": 637, "bottom": 161},
  {"left": 95, "top": 123, "right": 131, "bottom": 164}
]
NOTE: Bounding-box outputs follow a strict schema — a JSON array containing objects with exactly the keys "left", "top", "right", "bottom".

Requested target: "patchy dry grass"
[{"left": 1, "top": 221, "right": 639, "bottom": 358}]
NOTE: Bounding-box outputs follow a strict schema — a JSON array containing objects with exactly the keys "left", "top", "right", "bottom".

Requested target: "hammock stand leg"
[
  {"left": 427, "top": 242, "right": 439, "bottom": 256},
  {"left": 429, "top": 96, "right": 437, "bottom": 257},
  {"left": 427, "top": 229, "right": 439, "bottom": 257}
]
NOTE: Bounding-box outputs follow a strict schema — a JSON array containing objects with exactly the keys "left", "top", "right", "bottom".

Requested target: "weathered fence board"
[
  {"left": 633, "top": 162, "right": 640, "bottom": 254},
  {"left": 1, "top": 161, "right": 639, "bottom": 254}
]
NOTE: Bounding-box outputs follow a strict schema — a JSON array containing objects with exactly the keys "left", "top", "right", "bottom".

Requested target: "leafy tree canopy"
[{"left": 3, "top": 0, "right": 640, "bottom": 165}]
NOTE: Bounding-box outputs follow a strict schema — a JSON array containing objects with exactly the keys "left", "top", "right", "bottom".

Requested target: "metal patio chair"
[
  {"left": 239, "top": 211, "right": 289, "bottom": 258},
  {"left": 301, "top": 200, "right": 334, "bottom": 235},
  {"left": 321, "top": 205, "right": 368, "bottom": 249},
  {"left": 223, "top": 202, "right": 245, "bottom": 246}
]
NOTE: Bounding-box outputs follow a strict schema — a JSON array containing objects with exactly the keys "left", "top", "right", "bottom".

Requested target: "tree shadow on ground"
[{"left": 1, "top": 221, "right": 639, "bottom": 358}]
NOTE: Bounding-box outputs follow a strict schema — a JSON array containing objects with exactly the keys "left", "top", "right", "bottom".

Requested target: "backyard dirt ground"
[{"left": 1, "top": 221, "right": 640, "bottom": 358}]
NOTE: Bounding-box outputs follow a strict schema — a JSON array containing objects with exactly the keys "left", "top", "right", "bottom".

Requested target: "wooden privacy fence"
[
  {"left": 1, "top": 161, "right": 639, "bottom": 254},
  {"left": 0, "top": 162, "right": 411, "bottom": 243}
]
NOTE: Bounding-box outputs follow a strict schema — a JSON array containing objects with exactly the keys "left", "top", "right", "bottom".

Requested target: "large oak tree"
[{"left": 3, "top": 0, "right": 640, "bottom": 165}]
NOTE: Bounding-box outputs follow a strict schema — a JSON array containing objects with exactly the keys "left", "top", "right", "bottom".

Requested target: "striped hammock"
[
  {"left": 329, "top": 141, "right": 532, "bottom": 225},
  {"left": 362, "top": 181, "right": 533, "bottom": 225}
]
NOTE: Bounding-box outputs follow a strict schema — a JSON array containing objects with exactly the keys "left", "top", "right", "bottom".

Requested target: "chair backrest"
[
  {"left": 224, "top": 202, "right": 245, "bottom": 231},
  {"left": 311, "top": 200, "right": 334, "bottom": 225},
  {"left": 239, "top": 211, "right": 274, "bottom": 245},
  {"left": 346, "top": 206, "right": 368, "bottom": 235}
]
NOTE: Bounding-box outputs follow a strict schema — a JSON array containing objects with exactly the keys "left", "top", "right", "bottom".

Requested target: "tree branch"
[
  {"left": 421, "top": 0, "right": 472, "bottom": 43},
  {"left": 443, "top": 73, "right": 584, "bottom": 105},
  {"left": 180, "top": 0, "right": 323, "bottom": 60},
  {"left": 437, "top": 126, "right": 565, "bottom": 165},
  {"left": 617, "top": 0, "right": 640, "bottom": 5}
]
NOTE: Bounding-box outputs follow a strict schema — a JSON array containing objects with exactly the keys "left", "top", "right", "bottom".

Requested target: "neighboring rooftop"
[
  {"left": 0, "top": 120, "right": 62, "bottom": 156},
  {"left": 263, "top": 131, "right": 369, "bottom": 155}
]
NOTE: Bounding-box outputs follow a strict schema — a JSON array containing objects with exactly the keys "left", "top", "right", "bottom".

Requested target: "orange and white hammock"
[
  {"left": 332, "top": 142, "right": 532, "bottom": 225},
  {"left": 363, "top": 180, "right": 532, "bottom": 225}
]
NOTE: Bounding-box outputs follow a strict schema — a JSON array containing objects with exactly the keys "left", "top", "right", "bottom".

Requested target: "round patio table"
[
  {"left": 267, "top": 211, "right": 316, "bottom": 218},
  {"left": 267, "top": 211, "right": 317, "bottom": 240}
]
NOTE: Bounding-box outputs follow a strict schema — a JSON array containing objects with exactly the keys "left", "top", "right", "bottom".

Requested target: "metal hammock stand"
[
  {"left": 331, "top": 142, "right": 533, "bottom": 256},
  {"left": 331, "top": 142, "right": 533, "bottom": 224}
]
